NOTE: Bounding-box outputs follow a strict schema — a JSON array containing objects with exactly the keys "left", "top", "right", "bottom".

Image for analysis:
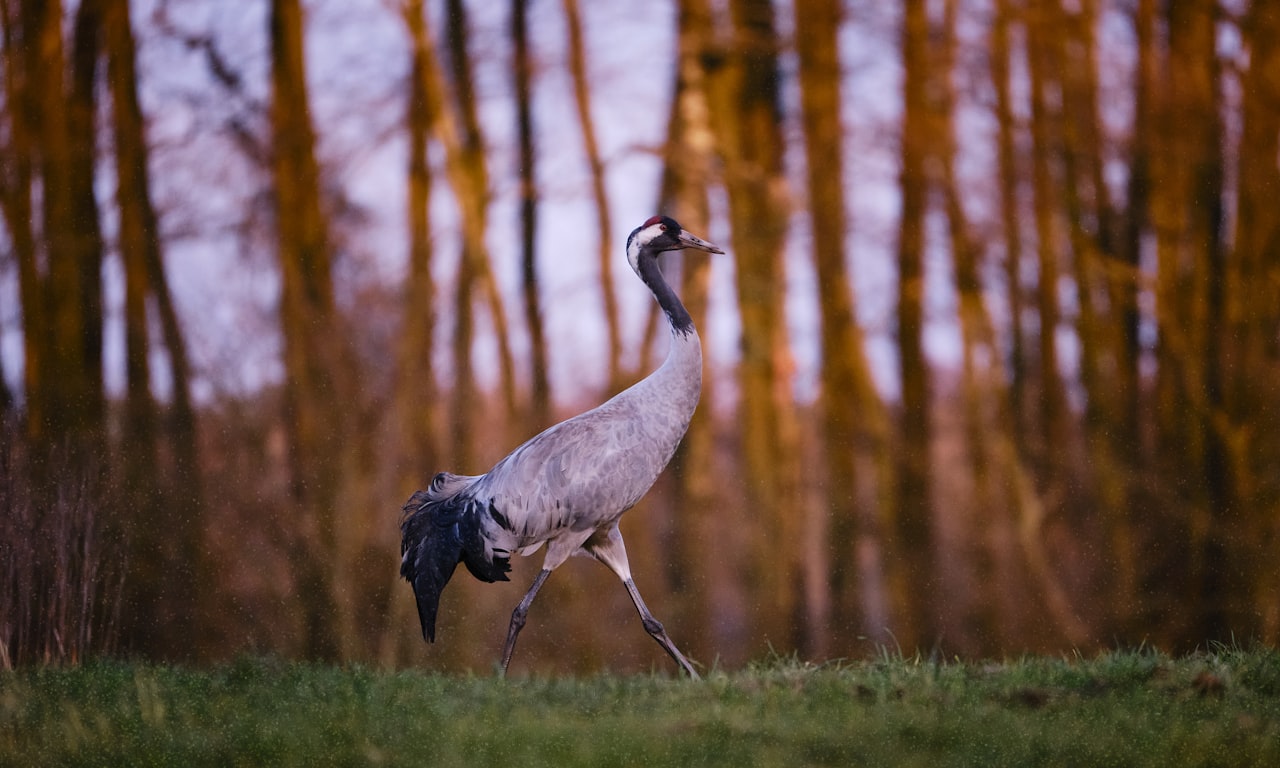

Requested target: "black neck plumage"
[{"left": 636, "top": 251, "right": 694, "bottom": 337}]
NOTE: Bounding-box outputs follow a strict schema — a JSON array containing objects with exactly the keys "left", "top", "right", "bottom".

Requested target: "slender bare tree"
[
  {"left": 1232, "top": 0, "right": 1280, "bottom": 644},
  {"left": 890, "top": 0, "right": 938, "bottom": 653},
  {"left": 512, "top": 0, "right": 551, "bottom": 430},
  {"left": 269, "top": 0, "right": 348, "bottom": 661},
  {"left": 1150, "top": 0, "right": 1228, "bottom": 642},
  {"left": 105, "top": 0, "right": 203, "bottom": 658},
  {"left": 794, "top": 0, "right": 890, "bottom": 656},
  {"left": 561, "top": 0, "right": 622, "bottom": 391},
  {"left": 703, "top": 0, "right": 806, "bottom": 652}
]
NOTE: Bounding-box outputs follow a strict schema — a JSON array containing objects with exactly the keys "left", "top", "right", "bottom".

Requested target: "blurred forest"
[{"left": 2, "top": 0, "right": 1278, "bottom": 672}]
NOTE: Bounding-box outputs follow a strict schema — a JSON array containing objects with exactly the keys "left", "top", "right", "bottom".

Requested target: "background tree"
[
  {"left": 512, "top": 0, "right": 551, "bottom": 431},
  {"left": 1150, "top": 0, "right": 1229, "bottom": 642},
  {"left": 890, "top": 0, "right": 937, "bottom": 653},
  {"left": 793, "top": 0, "right": 890, "bottom": 657},
  {"left": 703, "top": 0, "right": 807, "bottom": 653},
  {"left": 269, "top": 0, "right": 348, "bottom": 661},
  {"left": 105, "top": 0, "right": 203, "bottom": 658},
  {"left": 1231, "top": 0, "right": 1280, "bottom": 641},
  {"left": 655, "top": 0, "right": 741, "bottom": 663},
  {"left": 562, "top": 0, "right": 622, "bottom": 392},
  {"left": 9, "top": 0, "right": 106, "bottom": 452},
  {"left": 440, "top": 0, "right": 518, "bottom": 465}
]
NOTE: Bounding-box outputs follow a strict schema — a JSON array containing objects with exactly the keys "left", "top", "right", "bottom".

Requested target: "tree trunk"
[
  {"left": 1093, "top": 0, "right": 1155, "bottom": 641},
  {"left": 1233, "top": 0, "right": 1280, "bottom": 645},
  {"left": 1025, "top": 0, "right": 1068, "bottom": 488},
  {"left": 1150, "top": 0, "right": 1229, "bottom": 645},
  {"left": 106, "top": 0, "right": 161, "bottom": 658},
  {"left": 381, "top": 0, "right": 441, "bottom": 666},
  {"left": 107, "top": 0, "right": 204, "bottom": 659},
  {"left": 562, "top": 0, "right": 622, "bottom": 392},
  {"left": 661, "top": 0, "right": 748, "bottom": 663},
  {"left": 65, "top": 0, "right": 105, "bottom": 442},
  {"left": 1, "top": 0, "right": 47, "bottom": 441},
  {"left": 450, "top": 255, "right": 479, "bottom": 467},
  {"left": 447, "top": 0, "right": 517, "bottom": 427},
  {"left": 937, "top": 0, "right": 998, "bottom": 654},
  {"left": 1053, "top": 0, "right": 1110, "bottom": 432},
  {"left": 436, "top": 0, "right": 517, "bottom": 460},
  {"left": 989, "top": 0, "right": 1027, "bottom": 459},
  {"left": 397, "top": 0, "right": 441, "bottom": 483},
  {"left": 891, "top": 0, "right": 937, "bottom": 654},
  {"left": 512, "top": 0, "right": 551, "bottom": 431},
  {"left": 269, "top": 0, "right": 346, "bottom": 661},
  {"left": 23, "top": 0, "right": 106, "bottom": 451},
  {"left": 705, "top": 0, "right": 805, "bottom": 654},
  {"left": 794, "top": 0, "right": 888, "bottom": 657}
]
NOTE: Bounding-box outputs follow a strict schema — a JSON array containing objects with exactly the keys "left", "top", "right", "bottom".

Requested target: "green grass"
[{"left": 3, "top": 649, "right": 1279, "bottom": 767}]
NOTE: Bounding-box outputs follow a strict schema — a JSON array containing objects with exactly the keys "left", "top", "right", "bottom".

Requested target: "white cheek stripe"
[{"left": 627, "top": 223, "right": 665, "bottom": 273}]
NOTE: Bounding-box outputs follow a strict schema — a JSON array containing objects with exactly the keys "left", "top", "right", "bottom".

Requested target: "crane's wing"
[{"left": 474, "top": 396, "right": 685, "bottom": 535}]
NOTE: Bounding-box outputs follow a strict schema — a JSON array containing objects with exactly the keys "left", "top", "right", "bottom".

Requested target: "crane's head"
[{"left": 626, "top": 215, "right": 724, "bottom": 275}]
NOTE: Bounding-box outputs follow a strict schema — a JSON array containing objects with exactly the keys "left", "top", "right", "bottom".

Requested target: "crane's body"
[
  {"left": 400, "top": 216, "right": 720, "bottom": 678},
  {"left": 433, "top": 328, "right": 699, "bottom": 567}
]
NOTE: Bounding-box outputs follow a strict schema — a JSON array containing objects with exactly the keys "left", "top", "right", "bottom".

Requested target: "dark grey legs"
[
  {"left": 499, "top": 565, "right": 699, "bottom": 679},
  {"left": 621, "top": 577, "right": 700, "bottom": 679},
  {"left": 500, "top": 568, "right": 551, "bottom": 676}
]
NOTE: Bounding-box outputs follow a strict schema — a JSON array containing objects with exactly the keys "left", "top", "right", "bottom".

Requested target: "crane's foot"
[
  {"left": 644, "top": 618, "right": 700, "bottom": 680},
  {"left": 627, "top": 580, "right": 700, "bottom": 679}
]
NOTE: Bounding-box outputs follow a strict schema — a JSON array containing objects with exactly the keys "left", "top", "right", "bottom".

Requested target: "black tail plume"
[{"left": 399, "top": 490, "right": 465, "bottom": 642}]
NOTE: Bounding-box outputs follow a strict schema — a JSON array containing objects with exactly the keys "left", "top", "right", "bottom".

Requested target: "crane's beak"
[{"left": 676, "top": 230, "right": 724, "bottom": 254}]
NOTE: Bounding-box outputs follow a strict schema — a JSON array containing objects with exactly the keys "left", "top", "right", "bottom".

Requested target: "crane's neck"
[
  {"left": 635, "top": 252, "right": 694, "bottom": 337},
  {"left": 628, "top": 250, "right": 702, "bottom": 438}
]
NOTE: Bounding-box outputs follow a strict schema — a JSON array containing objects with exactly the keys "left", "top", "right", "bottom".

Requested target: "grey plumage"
[{"left": 400, "top": 216, "right": 722, "bottom": 678}]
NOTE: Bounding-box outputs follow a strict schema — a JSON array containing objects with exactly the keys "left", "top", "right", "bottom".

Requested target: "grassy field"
[{"left": 2, "top": 648, "right": 1278, "bottom": 767}]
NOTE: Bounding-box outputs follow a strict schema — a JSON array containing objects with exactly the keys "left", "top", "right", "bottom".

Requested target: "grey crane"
[{"left": 399, "top": 215, "right": 722, "bottom": 679}]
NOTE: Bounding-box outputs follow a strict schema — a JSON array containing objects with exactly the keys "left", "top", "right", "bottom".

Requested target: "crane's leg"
[
  {"left": 499, "top": 568, "right": 551, "bottom": 677},
  {"left": 587, "top": 526, "right": 700, "bottom": 679},
  {"left": 620, "top": 577, "right": 701, "bottom": 680}
]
